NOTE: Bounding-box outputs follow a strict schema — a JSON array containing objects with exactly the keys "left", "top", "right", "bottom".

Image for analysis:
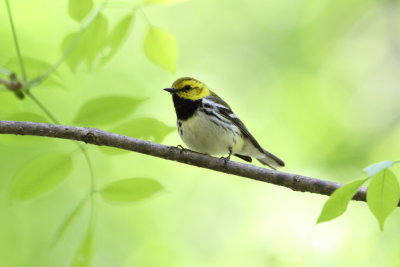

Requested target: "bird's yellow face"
[{"left": 165, "top": 77, "right": 211, "bottom": 101}]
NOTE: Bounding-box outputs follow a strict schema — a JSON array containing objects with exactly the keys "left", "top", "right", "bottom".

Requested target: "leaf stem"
[
  {"left": 25, "top": 91, "right": 60, "bottom": 124},
  {"left": 5, "top": 0, "right": 27, "bottom": 82},
  {"left": 138, "top": 8, "right": 151, "bottom": 26}
]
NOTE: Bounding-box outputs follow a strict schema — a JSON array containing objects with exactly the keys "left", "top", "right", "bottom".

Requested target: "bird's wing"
[
  {"left": 205, "top": 95, "right": 264, "bottom": 153},
  {"left": 205, "top": 95, "right": 285, "bottom": 168}
]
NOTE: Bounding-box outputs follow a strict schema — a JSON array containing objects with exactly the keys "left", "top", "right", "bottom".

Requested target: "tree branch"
[{"left": 0, "top": 120, "right": 368, "bottom": 202}]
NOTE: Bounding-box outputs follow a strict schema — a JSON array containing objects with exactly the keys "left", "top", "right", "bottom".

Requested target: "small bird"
[{"left": 164, "top": 77, "right": 284, "bottom": 169}]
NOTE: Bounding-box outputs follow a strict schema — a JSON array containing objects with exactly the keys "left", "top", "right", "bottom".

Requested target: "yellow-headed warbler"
[{"left": 164, "top": 77, "right": 284, "bottom": 169}]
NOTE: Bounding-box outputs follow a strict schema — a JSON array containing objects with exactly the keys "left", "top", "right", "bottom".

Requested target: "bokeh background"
[{"left": 1, "top": 0, "right": 400, "bottom": 266}]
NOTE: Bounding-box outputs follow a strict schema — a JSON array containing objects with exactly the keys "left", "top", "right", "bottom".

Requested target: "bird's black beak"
[{"left": 164, "top": 88, "right": 179, "bottom": 94}]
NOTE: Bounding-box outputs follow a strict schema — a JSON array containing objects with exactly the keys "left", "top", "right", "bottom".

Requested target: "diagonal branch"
[{"left": 0, "top": 120, "right": 368, "bottom": 202}]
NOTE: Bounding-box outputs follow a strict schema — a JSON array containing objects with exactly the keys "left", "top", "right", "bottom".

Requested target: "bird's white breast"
[{"left": 178, "top": 109, "right": 243, "bottom": 156}]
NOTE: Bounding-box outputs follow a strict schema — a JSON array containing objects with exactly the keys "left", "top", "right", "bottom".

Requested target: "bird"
[{"left": 164, "top": 77, "right": 284, "bottom": 169}]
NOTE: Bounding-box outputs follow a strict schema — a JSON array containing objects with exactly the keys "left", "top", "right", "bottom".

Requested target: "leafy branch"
[{"left": 2, "top": 0, "right": 181, "bottom": 264}]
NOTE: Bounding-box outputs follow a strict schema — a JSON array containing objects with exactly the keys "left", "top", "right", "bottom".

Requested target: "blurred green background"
[{"left": 1, "top": 0, "right": 400, "bottom": 266}]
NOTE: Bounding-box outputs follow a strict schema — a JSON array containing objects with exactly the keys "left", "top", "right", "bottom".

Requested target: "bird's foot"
[
  {"left": 219, "top": 155, "right": 231, "bottom": 165},
  {"left": 220, "top": 147, "right": 233, "bottom": 166}
]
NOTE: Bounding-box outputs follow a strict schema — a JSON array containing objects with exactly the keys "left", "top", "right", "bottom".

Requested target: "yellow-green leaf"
[
  {"left": 68, "top": 0, "right": 93, "bottom": 22},
  {"left": 109, "top": 13, "right": 134, "bottom": 50},
  {"left": 101, "top": 13, "right": 135, "bottom": 64},
  {"left": 11, "top": 153, "right": 73, "bottom": 202},
  {"left": 61, "top": 13, "right": 108, "bottom": 71},
  {"left": 85, "top": 13, "right": 108, "bottom": 64},
  {"left": 61, "top": 32, "right": 81, "bottom": 72},
  {"left": 101, "top": 13, "right": 133, "bottom": 64},
  {"left": 317, "top": 178, "right": 368, "bottom": 223},
  {"left": 73, "top": 96, "right": 146, "bottom": 127},
  {"left": 367, "top": 169, "right": 400, "bottom": 231},
  {"left": 72, "top": 229, "right": 93, "bottom": 267},
  {"left": 143, "top": 26, "right": 177, "bottom": 74},
  {"left": 101, "top": 178, "right": 163, "bottom": 205}
]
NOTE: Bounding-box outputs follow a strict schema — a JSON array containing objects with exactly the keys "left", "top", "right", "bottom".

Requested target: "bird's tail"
[{"left": 257, "top": 149, "right": 285, "bottom": 170}]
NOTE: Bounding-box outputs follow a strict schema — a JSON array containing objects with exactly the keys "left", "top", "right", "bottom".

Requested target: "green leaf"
[
  {"left": 143, "top": 26, "right": 177, "bottom": 74},
  {"left": 108, "top": 13, "right": 134, "bottom": 50},
  {"left": 61, "top": 13, "right": 108, "bottom": 71},
  {"left": 72, "top": 229, "right": 94, "bottom": 267},
  {"left": 11, "top": 153, "right": 73, "bottom": 202},
  {"left": 73, "top": 96, "right": 146, "bottom": 127},
  {"left": 364, "top": 160, "right": 396, "bottom": 177},
  {"left": 101, "top": 13, "right": 135, "bottom": 65},
  {"left": 367, "top": 169, "right": 400, "bottom": 231},
  {"left": 101, "top": 178, "right": 163, "bottom": 205},
  {"left": 68, "top": 0, "right": 93, "bottom": 22},
  {"left": 51, "top": 199, "right": 87, "bottom": 246},
  {"left": 99, "top": 117, "right": 174, "bottom": 155},
  {"left": 85, "top": 13, "right": 109, "bottom": 64},
  {"left": 61, "top": 33, "right": 81, "bottom": 72},
  {"left": 317, "top": 178, "right": 368, "bottom": 223}
]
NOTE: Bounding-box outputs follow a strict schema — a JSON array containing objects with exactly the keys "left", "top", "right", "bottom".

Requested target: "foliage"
[
  {"left": 317, "top": 161, "right": 400, "bottom": 230},
  {"left": 1, "top": 0, "right": 177, "bottom": 265},
  {"left": 1, "top": 0, "right": 399, "bottom": 266}
]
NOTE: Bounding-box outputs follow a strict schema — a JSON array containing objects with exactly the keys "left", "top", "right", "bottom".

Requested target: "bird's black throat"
[{"left": 172, "top": 94, "right": 202, "bottom": 121}]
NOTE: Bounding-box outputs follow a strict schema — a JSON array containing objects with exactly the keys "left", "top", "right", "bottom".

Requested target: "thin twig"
[
  {"left": 0, "top": 120, "right": 375, "bottom": 204},
  {"left": 5, "top": 0, "right": 27, "bottom": 82},
  {"left": 25, "top": 91, "right": 60, "bottom": 124}
]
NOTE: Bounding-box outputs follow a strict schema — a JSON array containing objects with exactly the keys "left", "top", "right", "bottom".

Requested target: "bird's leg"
[{"left": 220, "top": 147, "right": 232, "bottom": 165}]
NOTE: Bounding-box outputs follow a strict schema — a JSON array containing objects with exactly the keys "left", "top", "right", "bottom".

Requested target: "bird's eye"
[{"left": 183, "top": 85, "right": 191, "bottom": 90}]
